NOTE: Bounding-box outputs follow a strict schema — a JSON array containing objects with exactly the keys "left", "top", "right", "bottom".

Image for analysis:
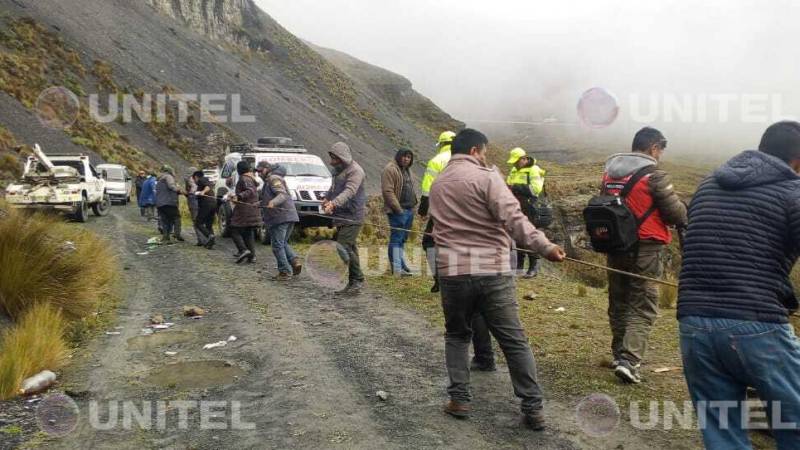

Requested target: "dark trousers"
[
  {"left": 335, "top": 224, "right": 364, "bottom": 282},
  {"left": 680, "top": 316, "right": 800, "bottom": 449},
  {"left": 440, "top": 275, "right": 543, "bottom": 413},
  {"left": 231, "top": 226, "right": 257, "bottom": 255},
  {"left": 471, "top": 314, "right": 495, "bottom": 366},
  {"left": 157, "top": 205, "right": 179, "bottom": 239},
  {"left": 607, "top": 241, "right": 663, "bottom": 365},
  {"left": 195, "top": 207, "right": 216, "bottom": 245},
  {"left": 516, "top": 250, "right": 539, "bottom": 274}
]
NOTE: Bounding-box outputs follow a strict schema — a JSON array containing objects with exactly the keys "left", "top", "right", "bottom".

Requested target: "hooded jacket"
[
  {"left": 602, "top": 153, "right": 687, "bottom": 244},
  {"left": 261, "top": 165, "right": 299, "bottom": 226},
  {"left": 678, "top": 150, "right": 800, "bottom": 323},
  {"left": 230, "top": 173, "right": 262, "bottom": 227},
  {"left": 138, "top": 176, "right": 157, "bottom": 207},
  {"left": 325, "top": 142, "right": 366, "bottom": 226},
  {"left": 381, "top": 150, "right": 418, "bottom": 214}
]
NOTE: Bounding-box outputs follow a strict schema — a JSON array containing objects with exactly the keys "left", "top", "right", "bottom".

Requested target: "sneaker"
[
  {"left": 235, "top": 250, "right": 252, "bottom": 264},
  {"left": 524, "top": 269, "right": 538, "bottom": 279},
  {"left": 615, "top": 360, "right": 642, "bottom": 384},
  {"left": 273, "top": 272, "right": 292, "bottom": 281},
  {"left": 610, "top": 359, "right": 620, "bottom": 369},
  {"left": 175, "top": 235, "right": 185, "bottom": 242},
  {"left": 470, "top": 358, "right": 497, "bottom": 372},
  {"left": 522, "top": 410, "right": 546, "bottom": 431},
  {"left": 291, "top": 259, "right": 303, "bottom": 276},
  {"left": 443, "top": 400, "right": 471, "bottom": 419},
  {"left": 205, "top": 235, "right": 216, "bottom": 249},
  {"left": 430, "top": 279, "right": 440, "bottom": 293}
]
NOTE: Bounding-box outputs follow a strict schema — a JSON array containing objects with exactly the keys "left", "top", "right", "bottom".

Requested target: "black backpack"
[{"left": 583, "top": 165, "right": 657, "bottom": 253}]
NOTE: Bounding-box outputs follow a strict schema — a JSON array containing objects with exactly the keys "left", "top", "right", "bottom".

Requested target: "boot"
[{"left": 430, "top": 277, "right": 440, "bottom": 293}]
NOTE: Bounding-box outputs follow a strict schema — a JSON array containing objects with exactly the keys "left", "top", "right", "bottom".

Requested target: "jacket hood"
[
  {"left": 714, "top": 150, "right": 800, "bottom": 190},
  {"left": 394, "top": 148, "right": 414, "bottom": 168},
  {"left": 270, "top": 164, "right": 287, "bottom": 178},
  {"left": 330, "top": 142, "right": 353, "bottom": 165},
  {"left": 604, "top": 152, "right": 657, "bottom": 179}
]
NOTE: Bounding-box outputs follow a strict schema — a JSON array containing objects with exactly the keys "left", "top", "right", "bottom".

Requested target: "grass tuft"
[
  {"left": 0, "top": 206, "right": 117, "bottom": 321},
  {"left": 0, "top": 304, "right": 67, "bottom": 399}
]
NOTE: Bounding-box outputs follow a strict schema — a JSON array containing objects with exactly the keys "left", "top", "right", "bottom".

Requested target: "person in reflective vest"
[{"left": 506, "top": 147, "right": 546, "bottom": 277}]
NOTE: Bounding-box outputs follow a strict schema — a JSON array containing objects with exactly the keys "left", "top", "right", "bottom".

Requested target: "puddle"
[
  {"left": 127, "top": 331, "right": 194, "bottom": 350},
  {"left": 142, "top": 360, "right": 245, "bottom": 389}
]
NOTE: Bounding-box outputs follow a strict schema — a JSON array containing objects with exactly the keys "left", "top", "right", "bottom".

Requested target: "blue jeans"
[
  {"left": 679, "top": 316, "right": 800, "bottom": 449},
  {"left": 387, "top": 209, "right": 414, "bottom": 273},
  {"left": 270, "top": 222, "right": 298, "bottom": 275}
]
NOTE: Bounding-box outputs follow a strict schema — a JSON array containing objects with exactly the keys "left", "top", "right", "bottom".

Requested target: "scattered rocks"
[
  {"left": 523, "top": 292, "right": 538, "bottom": 301},
  {"left": 150, "top": 314, "right": 164, "bottom": 325},
  {"left": 375, "top": 390, "right": 389, "bottom": 401},
  {"left": 183, "top": 306, "right": 205, "bottom": 317}
]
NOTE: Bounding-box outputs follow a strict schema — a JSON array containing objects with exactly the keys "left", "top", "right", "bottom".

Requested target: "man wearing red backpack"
[{"left": 601, "top": 127, "right": 687, "bottom": 384}]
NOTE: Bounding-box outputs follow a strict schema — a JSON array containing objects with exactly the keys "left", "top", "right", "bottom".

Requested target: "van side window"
[{"left": 220, "top": 161, "right": 235, "bottom": 178}]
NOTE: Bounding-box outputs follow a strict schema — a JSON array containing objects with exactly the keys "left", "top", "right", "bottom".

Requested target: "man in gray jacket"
[
  {"left": 155, "top": 165, "right": 184, "bottom": 244},
  {"left": 430, "top": 129, "right": 565, "bottom": 430},
  {"left": 322, "top": 142, "right": 367, "bottom": 295},
  {"left": 258, "top": 161, "right": 302, "bottom": 281}
]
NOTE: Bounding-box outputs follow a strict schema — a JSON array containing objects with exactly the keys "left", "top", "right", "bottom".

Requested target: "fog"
[{"left": 256, "top": 0, "right": 800, "bottom": 158}]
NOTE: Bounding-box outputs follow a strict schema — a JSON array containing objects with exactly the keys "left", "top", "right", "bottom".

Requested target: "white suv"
[{"left": 215, "top": 137, "right": 332, "bottom": 236}]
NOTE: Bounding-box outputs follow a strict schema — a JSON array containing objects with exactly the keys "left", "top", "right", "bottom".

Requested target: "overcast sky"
[{"left": 255, "top": 0, "right": 800, "bottom": 154}]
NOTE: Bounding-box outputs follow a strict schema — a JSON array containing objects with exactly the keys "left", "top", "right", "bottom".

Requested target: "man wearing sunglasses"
[{"left": 600, "top": 127, "right": 687, "bottom": 384}]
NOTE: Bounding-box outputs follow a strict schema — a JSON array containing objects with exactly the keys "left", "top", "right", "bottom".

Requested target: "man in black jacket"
[{"left": 678, "top": 121, "right": 800, "bottom": 448}]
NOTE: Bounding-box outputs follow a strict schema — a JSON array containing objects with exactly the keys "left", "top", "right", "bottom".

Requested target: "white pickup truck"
[{"left": 4, "top": 144, "right": 111, "bottom": 222}]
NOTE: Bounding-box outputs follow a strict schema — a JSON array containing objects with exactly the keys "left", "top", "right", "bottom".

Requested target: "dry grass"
[
  {"left": 0, "top": 304, "right": 67, "bottom": 399},
  {"left": 0, "top": 206, "right": 117, "bottom": 321}
]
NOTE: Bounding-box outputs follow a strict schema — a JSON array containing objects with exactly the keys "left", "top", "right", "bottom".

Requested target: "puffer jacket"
[
  {"left": 138, "top": 176, "right": 156, "bottom": 207},
  {"left": 326, "top": 142, "right": 366, "bottom": 226},
  {"left": 678, "top": 150, "right": 800, "bottom": 324},
  {"left": 230, "top": 173, "right": 262, "bottom": 227},
  {"left": 261, "top": 165, "right": 299, "bottom": 226},
  {"left": 602, "top": 153, "right": 687, "bottom": 244}
]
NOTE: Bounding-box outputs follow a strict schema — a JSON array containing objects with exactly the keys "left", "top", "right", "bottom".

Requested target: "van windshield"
[
  {"left": 103, "top": 167, "right": 125, "bottom": 180},
  {"left": 281, "top": 162, "right": 330, "bottom": 178}
]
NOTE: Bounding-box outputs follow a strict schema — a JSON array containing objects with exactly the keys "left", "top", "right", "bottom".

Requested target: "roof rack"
[{"left": 227, "top": 142, "right": 308, "bottom": 154}]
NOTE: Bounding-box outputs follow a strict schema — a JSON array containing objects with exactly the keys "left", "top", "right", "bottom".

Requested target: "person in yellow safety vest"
[
  {"left": 507, "top": 147, "right": 547, "bottom": 278},
  {"left": 419, "top": 131, "right": 455, "bottom": 294},
  {"left": 418, "top": 130, "right": 456, "bottom": 215}
]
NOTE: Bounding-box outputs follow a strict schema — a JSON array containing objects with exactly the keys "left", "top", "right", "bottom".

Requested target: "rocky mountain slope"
[{"left": 0, "top": 0, "right": 461, "bottom": 188}]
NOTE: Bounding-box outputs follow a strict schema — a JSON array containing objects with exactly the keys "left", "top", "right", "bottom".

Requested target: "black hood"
[{"left": 714, "top": 150, "right": 799, "bottom": 190}]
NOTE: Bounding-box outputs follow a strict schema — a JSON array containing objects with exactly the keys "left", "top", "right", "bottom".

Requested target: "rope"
[{"left": 193, "top": 192, "right": 679, "bottom": 287}]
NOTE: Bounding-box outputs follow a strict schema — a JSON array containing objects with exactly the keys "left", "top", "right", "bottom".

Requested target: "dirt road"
[{"left": 2, "top": 205, "right": 665, "bottom": 449}]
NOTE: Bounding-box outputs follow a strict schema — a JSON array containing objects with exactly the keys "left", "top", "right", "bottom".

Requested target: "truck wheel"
[
  {"left": 74, "top": 197, "right": 89, "bottom": 223},
  {"left": 92, "top": 193, "right": 111, "bottom": 216},
  {"left": 219, "top": 203, "right": 232, "bottom": 238}
]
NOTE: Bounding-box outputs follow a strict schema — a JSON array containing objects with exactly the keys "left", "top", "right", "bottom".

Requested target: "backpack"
[{"left": 583, "top": 165, "right": 657, "bottom": 253}]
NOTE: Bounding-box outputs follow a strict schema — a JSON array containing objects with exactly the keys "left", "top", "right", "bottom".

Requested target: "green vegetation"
[
  {"left": 0, "top": 203, "right": 118, "bottom": 399},
  {"left": 0, "top": 304, "right": 67, "bottom": 399}
]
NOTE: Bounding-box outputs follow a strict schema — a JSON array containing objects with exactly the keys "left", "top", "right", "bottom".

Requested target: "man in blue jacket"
[{"left": 678, "top": 121, "right": 800, "bottom": 449}]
